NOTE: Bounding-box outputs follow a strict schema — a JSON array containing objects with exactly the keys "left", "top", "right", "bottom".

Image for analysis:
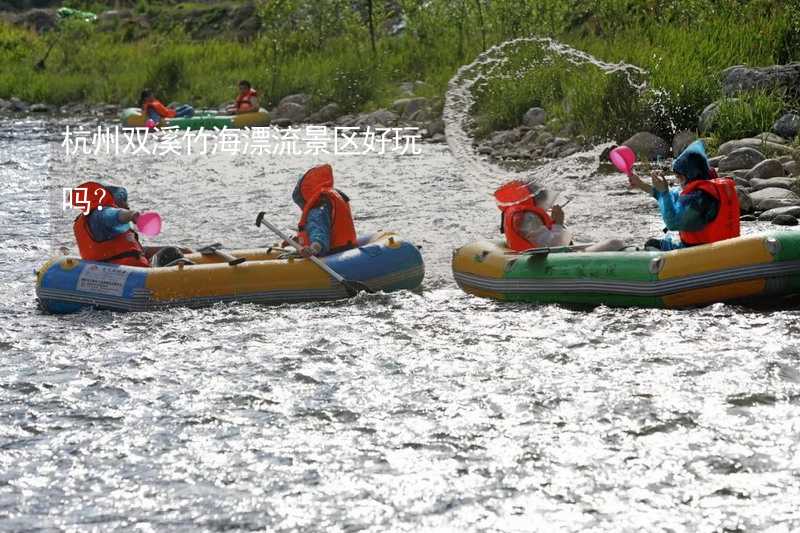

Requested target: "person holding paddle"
[
  {"left": 494, "top": 179, "right": 623, "bottom": 252},
  {"left": 289, "top": 164, "right": 357, "bottom": 258},
  {"left": 627, "top": 140, "right": 739, "bottom": 250}
]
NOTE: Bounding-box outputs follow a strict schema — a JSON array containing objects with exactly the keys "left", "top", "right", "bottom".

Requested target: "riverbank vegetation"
[{"left": 1, "top": 0, "right": 799, "bottom": 142}]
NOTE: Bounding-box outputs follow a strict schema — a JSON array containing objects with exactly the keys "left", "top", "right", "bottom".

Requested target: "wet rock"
[
  {"left": 307, "top": 103, "right": 341, "bottom": 123},
  {"left": 430, "top": 133, "right": 446, "bottom": 144},
  {"left": 758, "top": 206, "right": 800, "bottom": 221},
  {"left": 718, "top": 147, "right": 766, "bottom": 172},
  {"left": 271, "top": 101, "right": 308, "bottom": 123},
  {"left": 749, "top": 177, "right": 796, "bottom": 191},
  {"left": 622, "top": 132, "right": 670, "bottom": 161},
  {"left": 8, "top": 97, "right": 29, "bottom": 113},
  {"left": 272, "top": 118, "right": 292, "bottom": 128},
  {"left": 785, "top": 161, "right": 798, "bottom": 177},
  {"left": 773, "top": 214, "right": 799, "bottom": 226},
  {"left": 737, "top": 188, "right": 754, "bottom": 214},
  {"left": 672, "top": 130, "right": 697, "bottom": 156},
  {"left": 740, "top": 214, "right": 757, "bottom": 222},
  {"left": 744, "top": 159, "right": 785, "bottom": 180},
  {"left": 773, "top": 113, "right": 800, "bottom": 140},
  {"left": 522, "top": 107, "right": 546, "bottom": 128},
  {"left": 721, "top": 63, "right": 800, "bottom": 99},
  {"left": 29, "top": 103, "right": 51, "bottom": 113},
  {"left": 699, "top": 99, "right": 736, "bottom": 132},
  {"left": 334, "top": 114, "right": 358, "bottom": 128},
  {"left": 749, "top": 187, "right": 800, "bottom": 211},
  {"left": 426, "top": 118, "right": 445, "bottom": 136},
  {"left": 356, "top": 109, "right": 398, "bottom": 128},
  {"left": 717, "top": 138, "right": 797, "bottom": 158},
  {"left": 391, "top": 97, "right": 428, "bottom": 119},
  {"left": 488, "top": 129, "right": 523, "bottom": 147},
  {"left": 477, "top": 145, "right": 493, "bottom": 155},
  {"left": 0, "top": 98, "right": 9, "bottom": 111}
]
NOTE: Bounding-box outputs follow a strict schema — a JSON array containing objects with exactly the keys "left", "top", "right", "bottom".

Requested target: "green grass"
[{"left": 1, "top": 0, "right": 799, "bottom": 144}]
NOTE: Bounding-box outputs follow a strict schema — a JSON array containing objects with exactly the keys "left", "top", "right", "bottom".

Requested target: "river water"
[{"left": 2, "top": 112, "right": 800, "bottom": 533}]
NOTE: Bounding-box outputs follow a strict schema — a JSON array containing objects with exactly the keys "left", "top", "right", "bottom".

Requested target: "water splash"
[{"left": 443, "top": 36, "right": 648, "bottom": 199}]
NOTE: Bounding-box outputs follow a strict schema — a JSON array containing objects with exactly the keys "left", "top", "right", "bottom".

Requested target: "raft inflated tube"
[
  {"left": 452, "top": 232, "right": 800, "bottom": 308},
  {"left": 36, "top": 232, "right": 424, "bottom": 314},
  {"left": 120, "top": 108, "right": 270, "bottom": 129}
]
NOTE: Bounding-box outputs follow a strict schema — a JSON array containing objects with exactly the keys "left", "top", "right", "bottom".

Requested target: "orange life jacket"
[
  {"left": 495, "top": 180, "right": 554, "bottom": 251},
  {"left": 296, "top": 164, "right": 357, "bottom": 254},
  {"left": 71, "top": 181, "right": 149, "bottom": 267},
  {"left": 235, "top": 88, "right": 258, "bottom": 112},
  {"left": 678, "top": 177, "right": 740, "bottom": 246},
  {"left": 141, "top": 99, "right": 175, "bottom": 119}
]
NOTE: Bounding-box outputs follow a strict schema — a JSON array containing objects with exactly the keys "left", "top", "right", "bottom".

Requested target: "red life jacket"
[
  {"left": 296, "top": 164, "right": 357, "bottom": 254},
  {"left": 495, "top": 180, "right": 554, "bottom": 251},
  {"left": 141, "top": 99, "right": 175, "bottom": 119},
  {"left": 678, "top": 177, "right": 740, "bottom": 246},
  {"left": 71, "top": 181, "right": 149, "bottom": 267},
  {"left": 235, "top": 89, "right": 258, "bottom": 112}
]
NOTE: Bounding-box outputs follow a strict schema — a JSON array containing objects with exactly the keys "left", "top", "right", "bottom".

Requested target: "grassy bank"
[{"left": 1, "top": 0, "right": 799, "bottom": 143}]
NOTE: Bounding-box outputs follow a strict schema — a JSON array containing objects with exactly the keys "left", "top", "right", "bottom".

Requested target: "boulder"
[
  {"left": 307, "top": 102, "right": 341, "bottom": 123},
  {"left": 271, "top": 101, "right": 308, "bottom": 123},
  {"left": 356, "top": 109, "right": 398, "bottom": 128},
  {"left": 737, "top": 188, "right": 754, "bottom": 214},
  {"left": 740, "top": 214, "right": 758, "bottom": 222},
  {"left": 622, "top": 131, "right": 670, "bottom": 161},
  {"left": 744, "top": 159, "right": 785, "bottom": 180},
  {"left": 672, "top": 130, "right": 697, "bottom": 156},
  {"left": 773, "top": 214, "right": 799, "bottom": 226},
  {"left": 391, "top": 97, "right": 428, "bottom": 119},
  {"left": 8, "top": 97, "right": 29, "bottom": 113},
  {"left": 522, "top": 107, "right": 546, "bottom": 128},
  {"left": 757, "top": 206, "right": 800, "bottom": 221},
  {"left": 721, "top": 63, "right": 800, "bottom": 99},
  {"left": 430, "top": 133, "right": 446, "bottom": 144},
  {"left": 717, "top": 138, "right": 798, "bottom": 158},
  {"left": 749, "top": 177, "right": 796, "bottom": 191},
  {"left": 785, "top": 161, "right": 798, "bottom": 177},
  {"left": 773, "top": 113, "right": 800, "bottom": 140},
  {"left": 749, "top": 187, "right": 800, "bottom": 211},
  {"left": 488, "top": 128, "right": 523, "bottom": 147},
  {"left": 29, "top": 103, "right": 51, "bottom": 113},
  {"left": 718, "top": 147, "right": 766, "bottom": 172},
  {"left": 426, "top": 118, "right": 445, "bottom": 136}
]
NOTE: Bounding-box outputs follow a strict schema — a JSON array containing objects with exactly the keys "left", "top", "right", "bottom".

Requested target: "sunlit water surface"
[{"left": 1, "top": 118, "right": 800, "bottom": 532}]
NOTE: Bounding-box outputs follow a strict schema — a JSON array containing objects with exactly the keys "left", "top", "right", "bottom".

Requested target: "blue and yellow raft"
[{"left": 36, "top": 232, "right": 423, "bottom": 314}]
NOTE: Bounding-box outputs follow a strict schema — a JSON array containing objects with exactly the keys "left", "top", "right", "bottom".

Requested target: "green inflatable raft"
[
  {"left": 120, "top": 108, "right": 270, "bottom": 130},
  {"left": 452, "top": 231, "right": 800, "bottom": 308}
]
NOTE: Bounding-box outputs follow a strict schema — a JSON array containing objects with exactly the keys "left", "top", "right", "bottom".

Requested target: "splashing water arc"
[{"left": 443, "top": 36, "right": 648, "bottom": 199}]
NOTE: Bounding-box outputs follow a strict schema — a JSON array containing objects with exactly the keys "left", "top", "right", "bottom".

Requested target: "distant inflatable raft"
[
  {"left": 120, "top": 108, "right": 270, "bottom": 130},
  {"left": 36, "top": 232, "right": 424, "bottom": 314},
  {"left": 452, "top": 232, "right": 800, "bottom": 308}
]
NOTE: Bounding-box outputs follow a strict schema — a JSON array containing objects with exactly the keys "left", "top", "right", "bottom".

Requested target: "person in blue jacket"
[{"left": 628, "top": 140, "right": 739, "bottom": 250}]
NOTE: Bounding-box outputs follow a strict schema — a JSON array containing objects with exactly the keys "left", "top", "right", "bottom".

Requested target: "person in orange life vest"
[
  {"left": 627, "top": 140, "right": 739, "bottom": 251},
  {"left": 226, "top": 80, "right": 260, "bottom": 114},
  {"left": 495, "top": 180, "right": 624, "bottom": 252},
  {"left": 72, "top": 182, "right": 191, "bottom": 267},
  {"left": 290, "top": 164, "right": 357, "bottom": 258},
  {"left": 139, "top": 89, "right": 194, "bottom": 123}
]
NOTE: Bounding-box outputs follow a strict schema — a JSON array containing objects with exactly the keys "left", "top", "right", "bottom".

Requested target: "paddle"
[
  {"left": 197, "top": 243, "right": 246, "bottom": 266},
  {"left": 509, "top": 244, "right": 590, "bottom": 257},
  {"left": 254, "top": 211, "right": 372, "bottom": 297}
]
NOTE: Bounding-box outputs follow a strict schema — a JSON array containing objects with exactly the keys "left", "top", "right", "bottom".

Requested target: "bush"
[{"left": 710, "top": 91, "right": 784, "bottom": 142}]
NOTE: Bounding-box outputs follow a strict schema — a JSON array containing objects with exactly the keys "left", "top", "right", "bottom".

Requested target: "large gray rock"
[
  {"left": 271, "top": 101, "right": 308, "bottom": 123},
  {"left": 698, "top": 99, "right": 736, "bottom": 132},
  {"left": 744, "top": 159, "right": 785, "bottom": 180},
  {"left": 391, "top": 97, "right": 428, "bottom": 119},
  {"left": 717, "top": 138, "right": 798, "bottom": 157},
  {"left": 773, "top": 113, "right": 800, "bottom": 140},
  {"left": 718, "top": 147, "right": 766, "bottom": 172},
  {"left": 785, "top": 161, "right": 798, "bottom": 176},
  {"left": 749, "top": 177, "right": 796, "bottom": 191},
  {"left": 29, "top": 103, "right": 51, "bottom": 113},
  {"left": 773, "top": 214, "right": 799, "bottom": 226},
  {"left": 8, "top": 97, "right": 29, "bottom": 113},
  {"left": 356, "top": 109, "right": 398, "bottom": 128},
  {"left": 522, "top": 107, "right": 546, "bottom": 128},
  {"left": 672, "top": 130, "right": 697, "bottom": 156},
  {"left": 721, "top": 63, "right": 800, "bottom": 98},
  {"left": 307, "top": 102, "right": 341, "bottom": 123},
  {"left": 757, "top": 206, "right": 800, "bottom": 221},
  {"left": 737, "top": 188, "right": 754, "bottom": 214},
  {"left": 488, "top": 128, "right": 524, "bottom": 147},
  {"left": 749, "top": 187, "right": 800, "bottom": 211},
  {"left": 622, "top": 131, "right": 670, "bottom": 161}
]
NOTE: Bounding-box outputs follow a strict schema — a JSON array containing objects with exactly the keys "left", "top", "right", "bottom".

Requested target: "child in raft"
[
  {"left": 627, "top": 140, "right": 740, "bottom": 250},
  {"left": 225, "top": 80, "right": 260, "bottom": 115},
  {"left": 139, "top": 89, "right": 194, "bottom": 123},
  {"left": 495, "top": 179, "right": 623, "bottom": 252}
]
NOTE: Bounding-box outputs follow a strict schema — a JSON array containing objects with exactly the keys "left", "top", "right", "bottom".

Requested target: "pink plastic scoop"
[
  {"left": 135, "top": 211, "right": 162, "bottom": 237},
  {"left": 609, "top": 146, "right": 636, "bottom": 176}
]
